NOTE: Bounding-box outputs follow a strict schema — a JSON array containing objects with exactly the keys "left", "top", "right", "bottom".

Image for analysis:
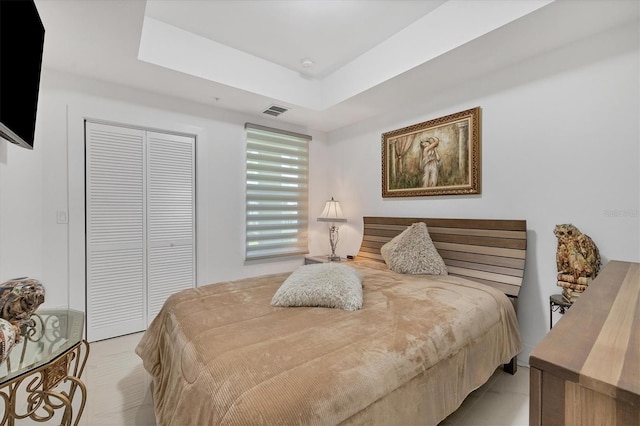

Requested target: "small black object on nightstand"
[{"left": 549, "top": 293, "right": 572, "bottom": 330}]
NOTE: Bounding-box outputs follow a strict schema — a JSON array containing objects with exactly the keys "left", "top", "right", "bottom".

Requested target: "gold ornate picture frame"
[{"left": 382, "top": 107, "right": 481, "bottom": 197}]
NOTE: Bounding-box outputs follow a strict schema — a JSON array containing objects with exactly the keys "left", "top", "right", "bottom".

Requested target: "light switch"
[{"left": 57, "top": 211, "right": 68, "bottom": 224}]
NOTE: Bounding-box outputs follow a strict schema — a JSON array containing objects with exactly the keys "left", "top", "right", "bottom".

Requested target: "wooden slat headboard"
[{"left": 355, "top": 217, "right": 527, "bottom": 299}]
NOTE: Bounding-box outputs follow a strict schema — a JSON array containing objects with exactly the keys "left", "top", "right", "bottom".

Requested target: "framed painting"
[{"left": 382, "top": 107, "right": 481, "bottom": 197}]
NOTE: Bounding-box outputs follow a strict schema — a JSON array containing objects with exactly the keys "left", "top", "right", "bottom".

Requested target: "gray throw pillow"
[
  {"left": 271, "top": 263, "right": 363, "bottom": 311},
  {"left": 380, "top": 222, "right": 448, "bottom": 275}
]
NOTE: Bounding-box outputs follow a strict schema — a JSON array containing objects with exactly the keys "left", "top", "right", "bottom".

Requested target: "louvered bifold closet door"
[
  {"left": 86, "top": 122, "right": 147, "bottom": 342},
  {"left": 146, "top": 132, "right": 195, "bottom": 324}
]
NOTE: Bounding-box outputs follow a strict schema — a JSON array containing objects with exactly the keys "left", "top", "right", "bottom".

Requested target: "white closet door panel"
[
  {"left": 87, "top": 247, "right": 145, "bottom": 341},
  {"left": 86, "top": 122, "right": 146, "bottom": 341},
  {"left": 148, "top": 244, "right": 194, "bottom": 321},
  {"left": 147, "top": 132, "right": 195, "bottom": 243},
  {"left": 87, "top": 125, "right": 145, "bottom": 245},
  {"left": 146, "top": 131, "right": 195, "bottom": 324}
]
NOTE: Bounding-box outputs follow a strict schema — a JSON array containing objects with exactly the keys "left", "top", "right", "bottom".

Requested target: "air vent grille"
[{"left": 262, "top": 105, "right": 288, "bottom": 117}]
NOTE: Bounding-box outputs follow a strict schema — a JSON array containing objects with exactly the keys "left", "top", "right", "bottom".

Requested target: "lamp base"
[{"left": 327, "top": 254, "right": 341, "bottom": 261}]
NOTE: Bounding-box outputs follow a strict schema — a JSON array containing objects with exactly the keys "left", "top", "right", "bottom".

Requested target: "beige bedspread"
[{"left": 136, "top": 261, "right": 522, "bottom": 425}]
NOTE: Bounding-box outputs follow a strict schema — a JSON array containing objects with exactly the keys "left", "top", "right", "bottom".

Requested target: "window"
[{"left": 245, "top": 123, "right": 310, "bottom": 260}]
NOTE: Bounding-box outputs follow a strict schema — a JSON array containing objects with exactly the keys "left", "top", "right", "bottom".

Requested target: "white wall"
[
  {"left": 0, "top": 69, "right": 330, "bottom": 313},
  {"left": 323, "top": 22, "right": 640, "bottom": 363}
]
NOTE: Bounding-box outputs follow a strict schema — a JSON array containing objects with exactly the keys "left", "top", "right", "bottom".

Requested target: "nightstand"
[
  {"left": 549, "top": 293, "right": 572, "bottom": 329},
  {"left": 304, "top": 255, "right": 351, "bottom": 265}
]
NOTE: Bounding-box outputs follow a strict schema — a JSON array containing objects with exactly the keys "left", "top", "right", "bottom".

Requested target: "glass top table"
[{"left": 0, "top": 309, "right": 89, "bottom": 425}]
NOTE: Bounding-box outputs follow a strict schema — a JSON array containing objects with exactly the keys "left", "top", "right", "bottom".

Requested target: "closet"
[{"left": 85, "top": 121, "right": 195, "bottom": 341}]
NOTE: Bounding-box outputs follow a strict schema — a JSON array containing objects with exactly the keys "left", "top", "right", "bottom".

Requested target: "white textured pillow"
[
  {"left": 271, "top": 263, "right": 363, "bottom": 311},
  {"left": 380, "top": 222, "right": 448, "bottom": 275}
]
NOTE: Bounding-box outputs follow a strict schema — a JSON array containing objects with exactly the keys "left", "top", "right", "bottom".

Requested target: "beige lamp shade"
[{"left": 317, "top": 197, "right": 346, "bottom": 222}]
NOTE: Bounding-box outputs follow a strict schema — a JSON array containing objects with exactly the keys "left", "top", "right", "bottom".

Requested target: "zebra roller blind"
[{"left": 245, "top": 123, "right": 310, "bottom": 260}]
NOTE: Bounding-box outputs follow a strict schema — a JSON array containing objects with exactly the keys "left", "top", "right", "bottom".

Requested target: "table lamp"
[{"left": 317, "top": 197, "right": 347, "bottom": 261}]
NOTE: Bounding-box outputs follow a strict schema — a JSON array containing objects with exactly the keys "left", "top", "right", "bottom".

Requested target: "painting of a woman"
[
  {"left": 420, "top": 137, "right": 440, "bottom": 187},
  {"left": 381, "top": 106, "right": 480, "bottom": 197}
]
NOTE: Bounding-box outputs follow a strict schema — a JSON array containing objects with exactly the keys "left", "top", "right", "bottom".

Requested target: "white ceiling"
[
  {"left": 144, "top": 0, "right": 447, "bottom": 79},
  {"left": 35, "top": 0, "right": 639, "bottom": 133}
]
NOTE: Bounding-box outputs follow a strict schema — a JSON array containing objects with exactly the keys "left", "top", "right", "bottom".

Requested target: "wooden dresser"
[{"left": 529, "top": 261, "right": 639, "bottom": 425}]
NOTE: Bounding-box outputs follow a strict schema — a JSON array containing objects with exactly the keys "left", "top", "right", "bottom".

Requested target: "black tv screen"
[{"left": 0, "top": 0, "right": 45, "bottom": 150}]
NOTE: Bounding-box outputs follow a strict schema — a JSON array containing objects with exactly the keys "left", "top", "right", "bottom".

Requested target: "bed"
[{"left": 136, "top": 216, "right": 526, "bottom": 425}]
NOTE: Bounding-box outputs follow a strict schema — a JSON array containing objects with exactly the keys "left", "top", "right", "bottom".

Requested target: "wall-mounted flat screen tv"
[{"left": 0, "top": 0, "right": 45, "bottom": 150}]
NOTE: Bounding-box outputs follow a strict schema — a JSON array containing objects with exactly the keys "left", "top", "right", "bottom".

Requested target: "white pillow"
[
  {"left": 271, "top": 263, "right": 363, "bottom": 311},
  {"left": 380, "top": 222, "right": 448, "bottom": 275}
]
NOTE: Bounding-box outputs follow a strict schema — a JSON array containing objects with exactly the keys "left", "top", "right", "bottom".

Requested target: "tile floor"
[
  {"left": 439, "top": 363, "right": 529, "bottom": 426},
  {"left": 21, "top": 332, "right": 529, "bottom": 425}
]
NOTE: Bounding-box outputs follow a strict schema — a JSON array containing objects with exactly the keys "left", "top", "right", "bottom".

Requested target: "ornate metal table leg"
[
  {"left": 61, "top": 340, "right": 90, "bottom": 426},
  {"left": 0, "top": 339, "right": 90, "bottom": 425}
]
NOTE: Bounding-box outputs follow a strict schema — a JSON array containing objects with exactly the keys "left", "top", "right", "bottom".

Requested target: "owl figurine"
[{"left": 554, "top": 224, "right": 601, "bottom": 279}]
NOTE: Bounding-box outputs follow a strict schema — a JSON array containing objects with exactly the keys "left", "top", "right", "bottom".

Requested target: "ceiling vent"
[{"left": 262, "top": 104, "right": 288, "bottom": 117}]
